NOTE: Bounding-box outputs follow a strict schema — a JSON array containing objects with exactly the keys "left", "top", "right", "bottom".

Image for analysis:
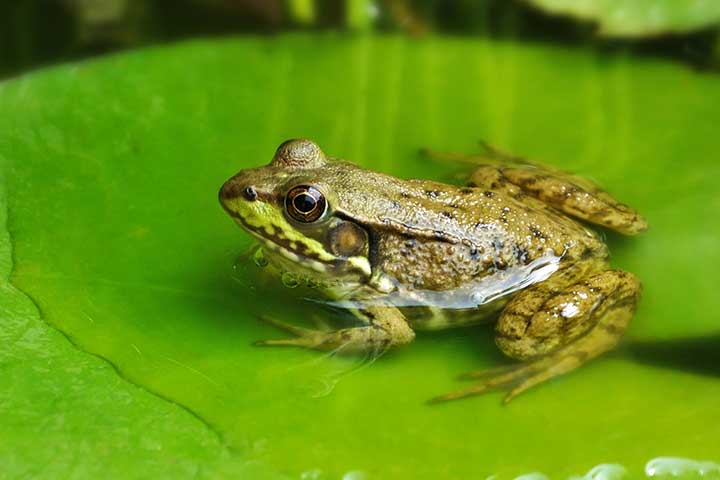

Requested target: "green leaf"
[
  {"left": 525, "top": 0, "right": 720, "bottom": 37},
  {"left": 0, "top": 174, "right": 277, "bottom": 477},
  {"left": 2, "top": 34, "right": 720, "bottom": 479}
]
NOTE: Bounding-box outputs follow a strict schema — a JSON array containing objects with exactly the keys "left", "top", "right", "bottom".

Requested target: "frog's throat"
[{"left": 228, "top": 200, "right": 372, "bottom": 278}]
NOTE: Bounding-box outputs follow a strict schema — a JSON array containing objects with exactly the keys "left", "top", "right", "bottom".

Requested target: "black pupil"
[{"left": 293, "top": 192, "right": 317, "bottom": 213}]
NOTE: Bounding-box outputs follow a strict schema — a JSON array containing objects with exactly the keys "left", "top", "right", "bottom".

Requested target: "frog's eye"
[{"left": 285, "top": 185, "right": 327, "bottom": 223}]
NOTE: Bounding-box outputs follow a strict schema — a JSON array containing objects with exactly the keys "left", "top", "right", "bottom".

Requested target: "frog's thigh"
[
  {"left": 490, "top": 270, "right": 640, "bottom": 398},
  {"left": 427, "top": 143, "right": 648, "bottom": 235},
  {"left": 256, "top": 306, "right": 414, "bottom": 353},
  {"left": 432, "top": 270, "right": 640, "bottom": 403},
  {"left": 499, "top": 166, "right": 647, "bottom": 235},
  {"left": 497, "top": 270, "right": 639, "bottom": 359},
  {"left": 496, "top": 271, "right": 638, "bottom": 360},
  {"left": 423, "top": 143, "right": 643, "bottom": 231}
]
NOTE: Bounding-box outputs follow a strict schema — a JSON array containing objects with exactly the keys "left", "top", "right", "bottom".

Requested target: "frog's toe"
[
  {"left": 254, "top": 315, "right": 327, "bottom": 348},
  {"left": 430, "top": 361, "right": 548, "bottom": 403},
  {"left": 428, "top": 385, "right": 496, "bottom": 404},
  {"left": 257, "top": 315, "right": 314, "bottom": 336},
  {"left": 502, "top": 351, "right": 593, "bottom": 403},
  {"left": 437, "top": 342, "right": 606, "bottom": 403},
  {"left": 456, "top": 362, "right": 524, "bottom": 381},
  {"left": 502, "top": 376, "right": 542, "bottom": 404},
  {"left": 429, "top": 371, "right": 526, "bottom": 404},
  {"left": 254, "top": 336, "right": 319, "bottom": 348}
]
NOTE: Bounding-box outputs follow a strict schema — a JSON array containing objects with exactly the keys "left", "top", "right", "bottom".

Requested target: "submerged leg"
[
  {"left": 255, "top": 306, "right": 415, "bottom": 353},
  {"left": 422, "top": 142, "right": 647, "bottom": 235},
  {"left": 431, "top": 269, "right": 640, "bottom": 403}
]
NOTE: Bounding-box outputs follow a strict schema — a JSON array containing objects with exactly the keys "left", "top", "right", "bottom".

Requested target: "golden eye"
[{"left": 285, "top": 185, "right": 327, "bottom": 223}]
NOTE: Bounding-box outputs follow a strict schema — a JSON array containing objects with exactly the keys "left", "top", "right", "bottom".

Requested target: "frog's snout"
[
  {"left": 219, "top": 177, "right": 258, "bottom": 203},
  {"left": 219, "top": 179, "right": 240, "bottom": 202}
]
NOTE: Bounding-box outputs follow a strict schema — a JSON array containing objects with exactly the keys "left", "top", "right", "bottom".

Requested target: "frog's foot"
[
  {"left": 254, "top": 315, "right": 320, "bottom": 346},
  {"left": 431, "top": 269, "right": 641, "bottom": 404},
  {"left": 254, "top": 315, "right": 362, "bottom": 352},
  {"left": 254, "top": 307, "right": 415, "bottom": 353},
  {"left": 430, "top": 361, "right": 539, "bottom": 404},
  {"left": 456, "top": 362, "right": 522, "bottom": 381},
  {"left": 430, "top": 348, "right": 595, "bottom": 404},
  {"left": 429, "top": 363, "right": 524, "bottom": 403}
]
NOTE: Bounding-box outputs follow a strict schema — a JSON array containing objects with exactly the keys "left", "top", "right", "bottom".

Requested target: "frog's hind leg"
[
  {"left": 431, "top": 269, "right": 640, "bottom": 404},
  {"left": 421, "top": 142, "right": 647, "bottom": 235}
]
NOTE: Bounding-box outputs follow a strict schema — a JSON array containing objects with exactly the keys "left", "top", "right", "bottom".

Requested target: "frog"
[{"left": 218, "top": 139, "right": 647, "bottom": 403}]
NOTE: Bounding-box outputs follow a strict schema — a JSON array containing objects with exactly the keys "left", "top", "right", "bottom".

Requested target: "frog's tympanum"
[{"left": 219, "top": 139, "right": 647, "bottom": 403}]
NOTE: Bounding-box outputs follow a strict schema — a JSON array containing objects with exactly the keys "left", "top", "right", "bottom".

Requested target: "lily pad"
[
  {"left": 2, "top": 35, "right": 720, "bottom": 479},
  {"left": 525, "top": 0, "right": 720, "bottom": 37}
]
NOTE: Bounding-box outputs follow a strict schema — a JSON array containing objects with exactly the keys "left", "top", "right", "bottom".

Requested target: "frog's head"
[{"left": 219, "top": 139, "right": 373, "bottom": 287}]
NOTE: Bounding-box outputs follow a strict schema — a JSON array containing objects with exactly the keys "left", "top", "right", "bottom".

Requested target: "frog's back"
[{"left": 365, "top": 178, "right": 607, "bottom": 292}]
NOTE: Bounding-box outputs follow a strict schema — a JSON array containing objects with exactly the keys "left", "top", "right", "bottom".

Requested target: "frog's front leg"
[
  {"left": 255, "top": 306, "right": 415, "bottom": 353},
  {"left": 432, "top": 269, "right": 640, "bottom": 403}
]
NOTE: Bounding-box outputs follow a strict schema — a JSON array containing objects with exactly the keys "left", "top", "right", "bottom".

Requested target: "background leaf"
[
  {"left": 2, "top": 34, "right": 720, "bottom": 479},
  {"left": 0, "top": 174, "right": 281, "bottom": 478},
  {"left": 525, "top": 0, "right": 720, "bottom": 37}
]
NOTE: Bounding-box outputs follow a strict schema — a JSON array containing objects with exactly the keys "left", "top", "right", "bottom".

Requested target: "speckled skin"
[{"left": 219, "top": 139, "right": 647, "bottom": 402}]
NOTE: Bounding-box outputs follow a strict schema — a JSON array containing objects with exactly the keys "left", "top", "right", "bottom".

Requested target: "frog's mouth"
[
  {"left": 221, "top": 195, "right": 372, "bottom": 281},
  {"left": 238, "top": 215, "right": 339, "bottom": 275}
]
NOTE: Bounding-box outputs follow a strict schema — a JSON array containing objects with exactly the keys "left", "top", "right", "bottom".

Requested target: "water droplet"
[
  {"left": 300, "top": 469, "right": 322, "bottom": 480},
  {"left": 282, "top": 272, "right": 299, "bottom": 288},
  {"left": 569, "top": 463, "right": 627, "bottom": 480},
  {"left": 646, "top": 457, "right": 720, "bottom": 478},
  {"left": 253, "top": 248, "right": 268, "bottom": 268},
  {"left": 513, "top": 473, "right": 548, "bottom": 480},
  {"left": 561, "top": 302, "right": 580, "bottom": 318},
  {"left": 342, "top": 471, "right": 366, "bottom": 480}
]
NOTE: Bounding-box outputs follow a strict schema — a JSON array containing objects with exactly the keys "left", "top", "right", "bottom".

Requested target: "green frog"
[{"left": 219, "top": 139, "right": 646, "bottom": 403}]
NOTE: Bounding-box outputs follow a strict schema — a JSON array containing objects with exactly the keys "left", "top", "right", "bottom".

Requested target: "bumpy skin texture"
[{"left": 219, "top": 140, "right": 647, "bottom": 403}]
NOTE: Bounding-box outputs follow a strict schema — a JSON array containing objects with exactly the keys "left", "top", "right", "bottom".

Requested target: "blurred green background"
[{"left": 3, "top": 0, "right": 720, "bottom": 79}]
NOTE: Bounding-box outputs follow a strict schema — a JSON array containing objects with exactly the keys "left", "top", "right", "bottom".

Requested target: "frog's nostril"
[{"left": 243, "top": 186, "right": 258, "bottom": 201}]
